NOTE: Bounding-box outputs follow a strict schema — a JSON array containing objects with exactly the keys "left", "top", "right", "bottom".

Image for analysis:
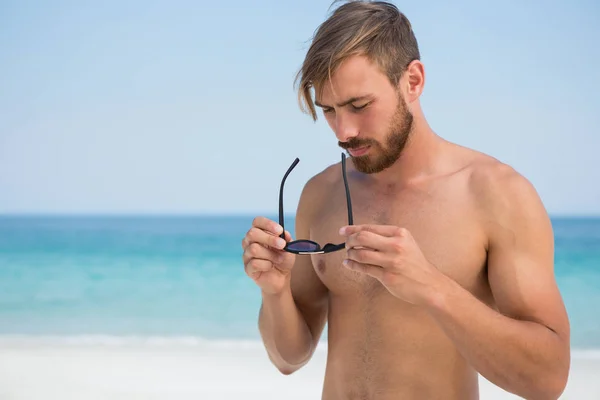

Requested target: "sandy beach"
[{"left": 0, "top": 337, "right": 597, "bottom": 400}]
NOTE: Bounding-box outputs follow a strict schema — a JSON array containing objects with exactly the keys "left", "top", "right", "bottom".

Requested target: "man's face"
[{"left": 315, "top": 55, "right": 414, "bottom": 174}]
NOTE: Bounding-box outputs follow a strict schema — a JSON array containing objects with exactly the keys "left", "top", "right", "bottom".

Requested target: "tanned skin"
[{"left": 242, "top": 55, "right": 570, "bottom": 399}]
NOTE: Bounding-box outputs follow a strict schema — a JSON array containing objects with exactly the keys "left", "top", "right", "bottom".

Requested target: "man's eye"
[
  {"left": 351, "top": 103, "right": 368, "bottom": 111},
  {"left": 323, "top": 108, "right": 334, "bottom": 114}
]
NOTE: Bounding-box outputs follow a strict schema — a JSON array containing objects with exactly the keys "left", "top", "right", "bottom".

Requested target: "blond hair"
[{"left": 294, "top": 0, "right": 420, "bottom": 121}]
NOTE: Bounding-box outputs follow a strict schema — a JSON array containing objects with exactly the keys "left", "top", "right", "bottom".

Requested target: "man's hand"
[
  {"left": 242, "top": 217, "right": 296, "bottom": 296},
  {"left": 339, "top": 224, "right": 445, "bottom": 305}
]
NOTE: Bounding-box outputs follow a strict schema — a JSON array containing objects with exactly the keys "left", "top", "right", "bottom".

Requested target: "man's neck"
[{"left": 353, "top": 121, "right": 447, "bottom": 187}]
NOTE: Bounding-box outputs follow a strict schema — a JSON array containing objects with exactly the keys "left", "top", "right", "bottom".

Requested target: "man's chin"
[
  {"left": 351, "top": 156, "right": 383, "bottom": 174},
  {"left": 351, "top": 152, "right": 402, "bottom": 174}
]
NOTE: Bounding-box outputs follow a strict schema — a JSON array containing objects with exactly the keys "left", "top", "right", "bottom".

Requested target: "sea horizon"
[
  {"left": 1, "top": 214, "right": 598, "bottom": 354},
  {"left": 2, "top": 212, "right": 600, "bottom": 217}
]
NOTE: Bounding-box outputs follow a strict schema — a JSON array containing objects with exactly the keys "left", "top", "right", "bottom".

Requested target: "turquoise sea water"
[{"left": 0, "top": 215, "right": 598, "bottom": 349}]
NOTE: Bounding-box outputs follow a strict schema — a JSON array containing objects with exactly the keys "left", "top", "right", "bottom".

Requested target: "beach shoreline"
[{"left": 0, "top": 337, "right": 597, "bottom": 399}]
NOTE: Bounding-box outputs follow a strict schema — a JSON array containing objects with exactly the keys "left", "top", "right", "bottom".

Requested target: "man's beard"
[{"left": 339, "top": 95, "right": 413, "bottom": 174}]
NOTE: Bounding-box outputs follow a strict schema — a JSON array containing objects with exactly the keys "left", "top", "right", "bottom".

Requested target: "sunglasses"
[{"left": 278, "top": 153, "right": 354, "bottom": 255}]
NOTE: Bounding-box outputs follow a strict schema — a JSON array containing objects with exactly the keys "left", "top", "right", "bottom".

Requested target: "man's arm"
[
  {"left": 258, "top": 176, "right": 329, "bottom": 375},
  {"left": 425, "top": 164, "right": 570, "bottom": 400}
]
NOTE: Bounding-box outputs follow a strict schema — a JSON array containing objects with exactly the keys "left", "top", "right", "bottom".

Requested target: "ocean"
[{"left": 0, "top": 215, "right": 598, "bottom": 350}]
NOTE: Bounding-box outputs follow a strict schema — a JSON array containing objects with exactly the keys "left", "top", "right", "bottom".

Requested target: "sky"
[{"left": 1, "top": 0, "right": 599, "bottom": 216}]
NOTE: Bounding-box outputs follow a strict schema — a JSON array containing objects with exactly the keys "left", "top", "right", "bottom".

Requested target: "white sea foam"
[{"left": 0, "top": 334, "right": 321, "bottom": 350}]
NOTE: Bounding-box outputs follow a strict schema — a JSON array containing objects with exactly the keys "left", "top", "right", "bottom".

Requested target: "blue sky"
[{"left": 1, "top": 0, "right": 598, "bottom": 216}]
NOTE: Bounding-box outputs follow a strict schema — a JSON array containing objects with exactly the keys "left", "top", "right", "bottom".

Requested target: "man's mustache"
[{"left": 339, "top": 139, "right": 373, "bottom": 150}]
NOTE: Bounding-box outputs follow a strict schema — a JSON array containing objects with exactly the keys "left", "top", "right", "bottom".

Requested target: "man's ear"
[{"left": 401, "top": 60, "right": 425, "bottom": 102}]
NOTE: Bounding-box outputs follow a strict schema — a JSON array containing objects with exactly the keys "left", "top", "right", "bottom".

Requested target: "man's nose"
[{"left": 334, "top": 113, "right": 359, "bottom": 143}]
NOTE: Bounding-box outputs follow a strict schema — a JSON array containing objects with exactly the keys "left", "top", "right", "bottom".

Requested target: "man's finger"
[
  {"left": 246, "top": 227, "right": 287, "bottom": 250},
  {"left": 252, "top": 216, "right": 284, "bottom": 236},
  {"left": 245, "top": 259, "right": 273, "bottom": 277},
  {"left": 340, "top": 224, "right": 408, "bottom": 238},
  {"left": 243, "top": 243, "right": 284, "bottom": 264},
  {"left": 345, "top": 247, "right": 390, "bottom": 267},
  {"left": 345, "top": 230, "right": 393, "bottom": 252},
  {"left": 342, "top": 259, "right": 384, "bottom": 280}
]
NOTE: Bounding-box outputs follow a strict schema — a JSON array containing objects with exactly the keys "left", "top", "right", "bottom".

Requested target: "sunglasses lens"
[{"left": 287, "top": 240, "right": 320, "bottom": 252}]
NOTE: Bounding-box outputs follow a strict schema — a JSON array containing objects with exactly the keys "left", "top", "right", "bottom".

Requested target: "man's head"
[{"left": 294, "top": 1, "right": 424, "bottom": 174}]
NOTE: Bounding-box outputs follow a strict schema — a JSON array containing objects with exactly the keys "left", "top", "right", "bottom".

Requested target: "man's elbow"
[
  {"left": 527, "top": 332, "right": 571, "bottom": 400},
  {"left": 527, "top": 381, "right": 567, "bottom": 400},
  {"left": 276, "top": 364, "right": 303, "bottom": 376},
  {"left": 272, "top": 357, "right": 311, "bottom": 376},
  {"left": 542, "top": 369, "right": 569, "bottom": 400},
  {"left": 266, "top": 348, "right": 312, "bottom": 376},
  {"left": 525, "top": 363, "right": 569, "bottom": 400}
]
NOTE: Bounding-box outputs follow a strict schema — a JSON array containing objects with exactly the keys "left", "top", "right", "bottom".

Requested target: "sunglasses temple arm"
[
  {"left": 341, "top": 153, "right": 353, "bottom": 225},
  {"left": 279, "top": 158, "right": 300, "bottom": 239}
]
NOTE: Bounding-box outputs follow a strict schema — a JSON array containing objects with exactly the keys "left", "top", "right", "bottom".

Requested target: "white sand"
[{"left": 0, "top": 337, "right": 597, "bottom": 399}]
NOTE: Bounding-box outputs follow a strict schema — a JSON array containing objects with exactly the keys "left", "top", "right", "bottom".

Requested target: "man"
[{"left": 241, "top": 1, "right": 571, "bottom": 399}]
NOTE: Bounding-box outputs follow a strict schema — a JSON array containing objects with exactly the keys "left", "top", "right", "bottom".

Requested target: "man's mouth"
[{"left": 347, "top": 146, "right": 370, "bottom": 157}]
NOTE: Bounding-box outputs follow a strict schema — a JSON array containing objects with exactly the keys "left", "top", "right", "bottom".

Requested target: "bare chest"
[{"left": 309, "top": 183, "right": 489, "bottom": 299}]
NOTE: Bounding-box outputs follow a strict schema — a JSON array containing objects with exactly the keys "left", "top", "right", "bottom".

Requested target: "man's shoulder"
[
  {"left": 301, "top": 161, "right": 343, "bottom": 197},
  {"left": 464, "top": 151, "right": 549, "bottom": 233},
  {"left": 468, "top": 153, "right": 539, "bottom": 207},
  {"left": 296, "top": 160, "right": 342, "bottom": 216}
]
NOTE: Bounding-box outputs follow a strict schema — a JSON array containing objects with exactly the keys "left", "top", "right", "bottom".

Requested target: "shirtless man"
[{"left": 241, "top": 1, "right": 570, "bottom": 399}]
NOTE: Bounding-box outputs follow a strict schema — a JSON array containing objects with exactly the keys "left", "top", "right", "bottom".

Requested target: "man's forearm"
[
  {"left": 425, "top": 275, "right": 570, "bottom": 400},
  {"left": 258, "top": 287, "right": 315, "bottom": 374}
]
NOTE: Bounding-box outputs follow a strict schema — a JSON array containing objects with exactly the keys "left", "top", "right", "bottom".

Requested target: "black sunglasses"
[{"left": 278, "top": 153, "right": 354, "bottom": 255}]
